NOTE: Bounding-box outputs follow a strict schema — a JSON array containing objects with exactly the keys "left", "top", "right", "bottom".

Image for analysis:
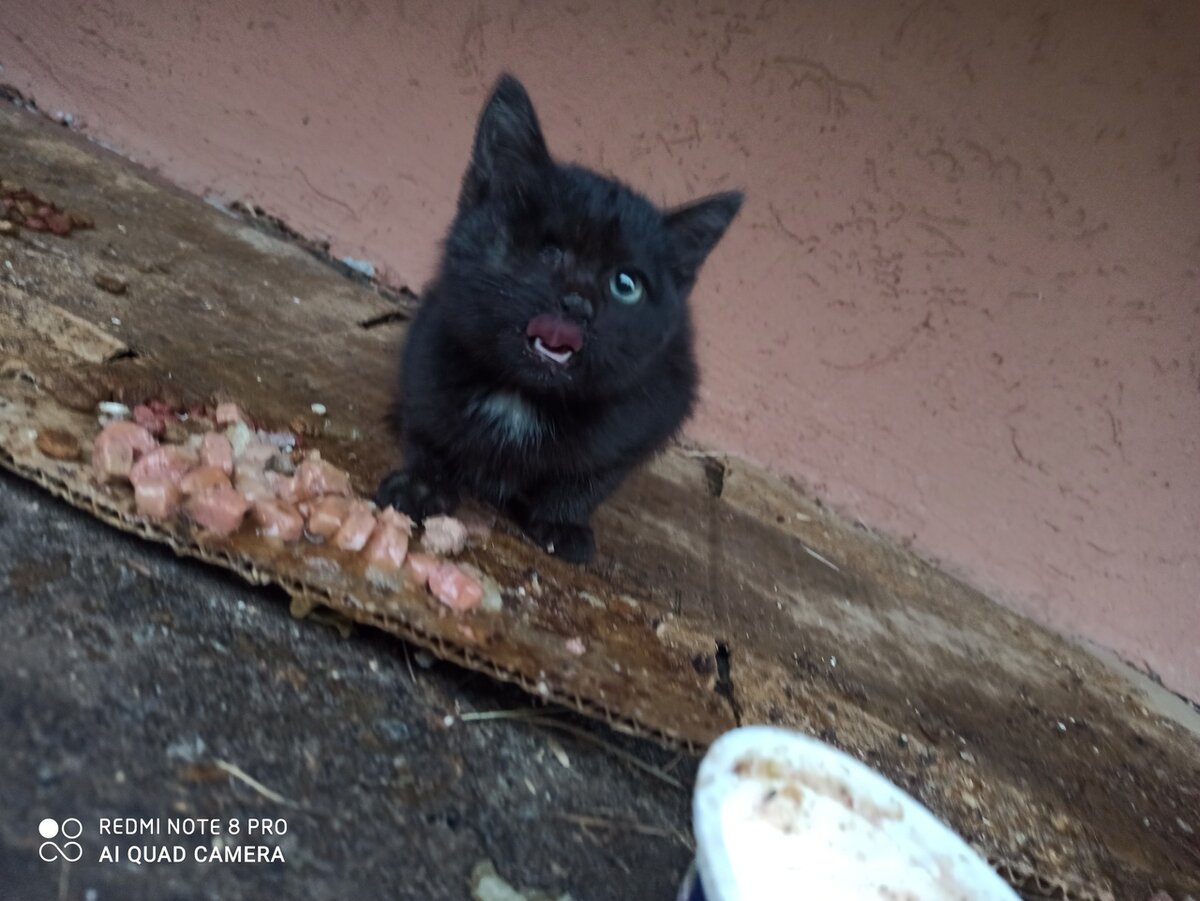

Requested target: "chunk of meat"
[
  {"left": 134, "top": 478, "right": 182, "bottom": 521},
  {"left": 224, "top": 420, "right": 254, "bottom": 458},
  {"left": 422, "top": 515, "right": 469, "bottom": 555},
  {"left": 200, "top": 432, "right": 234, "bottom": 475},
  {"left": 234, "top": 468, "right": 273, "bottom": 503},
  {"left": 333, "top": 500, "right": 377, "bottom": 552},
  {"left": 185, "top": 485, "right": 249, "bottom": 536},
  {"left": 179, "top": 465, "right": 232, "bottom": 498},
  {"left": 427, "top": 562, "right": 484, "bottom": 612},
  {"left": 363, "top": 507, "right": 413, "bottom": 569},
  {"left": 131, "top": 404, "right": 169, "bottom": 438},
  {"left": 303, "top": 496, "right": 353, "bottom": 540},
  {"left": 405, "top": 552, "right": 439, "bottom": 587},
  {"left": 214, "top": 402, "right": 246, "bottom": 426},
  {"left": 130, "top": 445, "right": 196, "bottom": 488},
  {"left": 292, "top": 452, "right": 352, "bottom": 501},
  {"left": 233, "top": 439, "right": 277, "bottom": 474},
  {"left": 380, "top": 506, "right": 413, "bottom": 535},
  {"left": 45, "top": 212, "right": 73, "bottom": 236},
  {"left": 237, "top": 468, "right": 294, "bottom": 504},
  {"left": 269, "top": 473, "right": 299, "bottom": 504},
  {"left": 251, "top": 499, "right": 304, "bottom": 542},
  {"left": 92, "top": 421, "right": 158, "bottom": 481}
]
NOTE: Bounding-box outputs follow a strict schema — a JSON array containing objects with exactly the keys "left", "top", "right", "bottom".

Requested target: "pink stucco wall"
[{"left": 2, "top": 1, "right": 1197, "bottom": 697}]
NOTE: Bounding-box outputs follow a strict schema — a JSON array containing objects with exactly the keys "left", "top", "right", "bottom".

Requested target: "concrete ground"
[{"left": 0, "top": 470, "right": 692, "bottom": 901}]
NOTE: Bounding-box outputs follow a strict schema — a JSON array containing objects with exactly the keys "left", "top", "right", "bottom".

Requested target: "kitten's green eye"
[{"left": 609, "top": 270, "right": 644, "bottom": 305}]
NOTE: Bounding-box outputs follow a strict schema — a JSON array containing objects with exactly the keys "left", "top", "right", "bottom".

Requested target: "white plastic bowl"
[{"left": 684, "top": 726, "right": 1019, "bottom": 901}]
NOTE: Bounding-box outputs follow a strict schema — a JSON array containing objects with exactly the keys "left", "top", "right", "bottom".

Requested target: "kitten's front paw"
[
  {"left": 374, "top": 468, "right": 456, "bottom": 522},
  {"left": 523, "top": 519, "right": 595, "bottom": 564}
]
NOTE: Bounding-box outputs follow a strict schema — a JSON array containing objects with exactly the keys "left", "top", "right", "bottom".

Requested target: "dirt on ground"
[{"left": 0, "top": 471, "right": 693, "bottom": 901}]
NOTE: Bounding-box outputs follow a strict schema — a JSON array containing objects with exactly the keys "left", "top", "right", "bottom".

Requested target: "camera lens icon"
[{"left": 38, "top": 818, "right": 83, "bottom": 862}]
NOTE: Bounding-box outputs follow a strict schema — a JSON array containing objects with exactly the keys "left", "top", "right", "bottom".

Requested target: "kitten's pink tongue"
[{"left": 525, "top": 314, "right": 583, "bottom": 351}]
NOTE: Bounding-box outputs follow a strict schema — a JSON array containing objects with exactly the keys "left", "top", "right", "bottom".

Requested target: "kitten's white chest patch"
[{"left": 469, "top": 391, "right": 544, "bottom": 446}]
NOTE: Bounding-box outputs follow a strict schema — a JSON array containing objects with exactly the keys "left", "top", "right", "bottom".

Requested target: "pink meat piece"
[
  {"left": 333, "top": 501, "right": 377, "bottom": 552},
  {"left": 380, "top": 506, "right": 414, "bottom": 535},
  {"left": 45, "top": 212, "right": 72, "bottom": 235},
  {"left": 185, "top": 485, "right": 249, "bottom": 536},
  {"left": 234, "top": 468, "right": 276, "bottom": 503},
  {"left": 176, "top": 442, "right": 202, "bottom": 464},
  {"left": 428, "top": 562, "right": 484, "bottom": 612},
  {"left": 251, "top": 499, "right": 304, "bottom": 542},
  {"left": 179, "top": 465, "right": 232, "bottom": 498},
  {"left": 304, "top": 495, "right": 353, "bottom": 540},
  {"left": 272, "top": 473, "right": 300, "bottom": 504},
  {"left": 129, "top": 445, "right": 195, "bottom": 488},
  {"left": 214, "top": 402, "right": 245, "bottom": 426},
  {"left": 132, "top": 404, "right": 169, "bottom": 438},
  {"left": 292, "top": 453, "right": 352, "bottom": 501},
  {"left": 200, "top": 432, "right": 234, "bottom": 475},
  {"left": 565, "top": 637, "right": 586, "bottom": 656},
  {"left": 234, "top": 440, "right": 278, "bottom": 473},
  {"left": 134, "top": 478, "right": 182, "bottom": 521},
  {"left": 92, "top": 421, "right": 158, "bottom": 481},
  {"left": 405, "top": 552, "right": 439, "bottom": 587},
  {"left": 363, "top": 507, "right": 413, "bottom": 569},
  {"left": 421, "top": 515, "right": 469, "bottom": 555}
]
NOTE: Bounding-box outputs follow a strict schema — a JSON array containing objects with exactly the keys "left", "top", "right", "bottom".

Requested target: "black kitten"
[{"left": 375, "top": 74, "right": 742, "bottom": 563}]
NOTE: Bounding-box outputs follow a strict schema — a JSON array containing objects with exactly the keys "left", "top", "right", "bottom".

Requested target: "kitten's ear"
[
  {"left": 664, "top": 191, "right": 744, "bottom": 288},
  {"left": 459, "top": 74, "right": 551, "bottom": 208}
]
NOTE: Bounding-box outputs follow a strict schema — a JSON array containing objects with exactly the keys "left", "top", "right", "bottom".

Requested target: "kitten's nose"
[{"left": 560, "top": 292, "right": 594, "bottom": 322}]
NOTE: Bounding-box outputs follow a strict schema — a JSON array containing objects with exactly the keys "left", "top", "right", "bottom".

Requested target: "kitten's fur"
[{"left": 375, "top": 74, "right": 742, "bottom": 563}]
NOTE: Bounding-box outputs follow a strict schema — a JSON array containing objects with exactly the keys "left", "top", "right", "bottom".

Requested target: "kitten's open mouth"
[{"left": 526, "top": 314, "right": 583, "bottom": 366}]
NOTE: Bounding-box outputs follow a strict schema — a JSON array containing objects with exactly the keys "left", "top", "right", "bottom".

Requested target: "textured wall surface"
[{"left": 2, "top": 0, "right": 1197, "bottom": 696}]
